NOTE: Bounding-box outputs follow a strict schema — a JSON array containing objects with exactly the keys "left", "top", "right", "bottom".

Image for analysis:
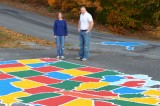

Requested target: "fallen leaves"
[{"left": 0, "top": 26, "right": 55, "bottom": 49}]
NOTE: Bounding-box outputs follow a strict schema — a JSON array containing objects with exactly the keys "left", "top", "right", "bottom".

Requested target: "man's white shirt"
[{"left": 80, "top": 12, "right": 93, "bottom": 30}]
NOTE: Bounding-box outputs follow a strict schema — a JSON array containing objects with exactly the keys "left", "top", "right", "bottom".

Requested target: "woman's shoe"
[
  {"left": 75, "top": 57, "right": 81, "bottom": 60},
  {"left": 56, "top": 56, "right": 60, "bottom": 60}
]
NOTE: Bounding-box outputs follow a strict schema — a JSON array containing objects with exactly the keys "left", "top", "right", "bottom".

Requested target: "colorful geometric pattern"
[{"left": 0, "top": 58, "right": 160, "bottom": 106}]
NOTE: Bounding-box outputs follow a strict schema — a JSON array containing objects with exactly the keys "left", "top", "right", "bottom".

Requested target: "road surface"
[{"left": 0, "top": 4, "right": 160, "bottom": 81}]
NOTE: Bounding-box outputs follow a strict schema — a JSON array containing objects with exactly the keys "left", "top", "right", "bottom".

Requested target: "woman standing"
[{"left": 53, "top": 12, "right": 68, "bottom": 60}]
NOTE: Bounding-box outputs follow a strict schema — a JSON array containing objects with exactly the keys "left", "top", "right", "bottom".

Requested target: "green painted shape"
[
  {"left": 18, "top": 93, "right": 61, "bottom": 103},
  {"left": 95, "top": 85, "right": 121, "bottom": 91},
  {"left": 86, "top": 70, "right": 122, "bottom": 78},
  {"left": 8, "top": 70, "right": 43, "bottom": 78},
  {"left": 120, "top": 94, "right": 145, "bottom": 98},
  {"left": 50, "top": 61, "right": 83, "bottom": 69},
  {"left": 49, "top": 80, "right": 81, "bottom": 90},
  {"left": 106, "top": 99, "right": 155, "bottom": 106}
]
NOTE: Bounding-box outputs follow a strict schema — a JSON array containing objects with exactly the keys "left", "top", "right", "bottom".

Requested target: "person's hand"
[
  {"left": 54, "top": 36, "right": 57, "bottom": 38},
  {"left": 78, "top": 29, "right": 80, "bottom": 32},
  {"left": 65, "top": 36, "right": 68, "bottom": 38},
  {"left": 85, "top": 30, "right": 90, "bottom": 34}
]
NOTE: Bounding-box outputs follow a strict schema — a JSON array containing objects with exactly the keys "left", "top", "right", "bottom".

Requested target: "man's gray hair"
[{"left": 80, "top": 6, "right": 86, "bottom": 10}]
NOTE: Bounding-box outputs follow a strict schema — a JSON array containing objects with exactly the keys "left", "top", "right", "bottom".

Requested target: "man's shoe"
[
  {"left": 81, "top": 58, "right": 87, "bottom": 62},
  {"left": 75, "top": 57, "right": 81, "bottom": 60},
  {"left": 61, "top": 56, "right": 65, "bottom": 60},
  {"left": 56, "top": 56, "right": 60, "bottom": 60}
]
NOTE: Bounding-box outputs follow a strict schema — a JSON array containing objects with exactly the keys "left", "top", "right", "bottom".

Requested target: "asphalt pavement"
[{"left": 0, "top": 4, "right": 160, "bottom": 81}]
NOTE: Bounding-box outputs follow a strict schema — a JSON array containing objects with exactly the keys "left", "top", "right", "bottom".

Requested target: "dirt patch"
[
  {"left": 147, "top": 27, "right": 160, "bottom": 38},
  {"left": 0, "top": 26, "right": 55, "bottom": 49}
]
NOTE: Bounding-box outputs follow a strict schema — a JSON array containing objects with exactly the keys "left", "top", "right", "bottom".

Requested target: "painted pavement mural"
[
  {"left": 0, "top": 58, "right": 160, "bottom": 106},
  {"left": 100, "top": 42, "right": 147, "bottom": 50}
]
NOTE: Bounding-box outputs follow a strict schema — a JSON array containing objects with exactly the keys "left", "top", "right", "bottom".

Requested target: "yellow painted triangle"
[{"left": 61, "top": 98, "right": 93, "bottom": 106}]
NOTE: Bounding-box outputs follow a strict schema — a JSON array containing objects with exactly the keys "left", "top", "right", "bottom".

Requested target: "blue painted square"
[
  {"left": 0, "top": 60, "right": 18, "bottom": 65},
  {"left": 45, "top": 72, "right": 73, "bottom": 80},
  {"left": 113, "top": 87, "right": 144, "bottom": 94},
  {"left": 102, "top": 76, "right": 124, "bottom": 82},
  {"left": 26, "top": 63, "right": 49, "bottom": 68}
]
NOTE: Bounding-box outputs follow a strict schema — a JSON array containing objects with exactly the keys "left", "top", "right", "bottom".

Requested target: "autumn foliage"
[
  {"left": 18, "top": 0, "right": 159, "bottom": 30},
  {"left": 18, "top": 0, "right": 48, "bottom": 6},
  {"left": 47, "top": 0, "right": 160, "bottom": 30}
]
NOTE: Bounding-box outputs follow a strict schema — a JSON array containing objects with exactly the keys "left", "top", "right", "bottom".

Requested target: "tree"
[{"left": 47, "top": 0, "right": 160, "bottom": 30}]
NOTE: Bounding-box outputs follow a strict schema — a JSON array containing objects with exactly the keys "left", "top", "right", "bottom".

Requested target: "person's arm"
[
  {"left": 53, "top": 20, "right": 57, "bottom": 37},
  {"left": 86, "top": 21, "right": 94, "bottom": 33},
  {"left": 78, "top": 20, "right": 80, "bottom": 32},
  {"left": 86, "top": 14, "right": 94, "bottom": 33},
  {"left": 64, "top": 21, "right": 68, "bottom": 37}
]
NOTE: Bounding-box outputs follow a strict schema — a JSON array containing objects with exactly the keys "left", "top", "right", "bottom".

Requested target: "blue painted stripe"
[
  {"left": 26, "top": 63, "right": 49, "bottom": 68},
  {"left": 0, "top": 60, "right": 18, "bottom": 65},
  {"left": 113, "top": 87, "right": 145, "bottom": 94}
]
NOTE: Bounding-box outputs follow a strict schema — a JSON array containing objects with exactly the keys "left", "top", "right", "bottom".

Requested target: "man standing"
[{"left": 75, "top": 6, "right": 94, "bottom": 61}]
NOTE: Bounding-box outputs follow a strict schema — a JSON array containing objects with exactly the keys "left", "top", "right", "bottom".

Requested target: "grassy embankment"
[{"left": 0, "top": 26, "right": 55, "bottom": 49}]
